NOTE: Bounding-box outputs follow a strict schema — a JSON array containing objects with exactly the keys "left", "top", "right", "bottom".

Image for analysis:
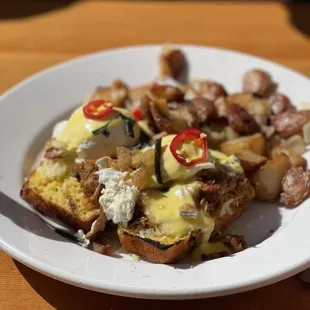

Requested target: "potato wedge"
[
  {"left": 273, "top": 110, "right": 310, "bottom": 139},
  {"left": 226, "top": 93, "right": 271, "bottom": 125},
  {"left": 243, "top": 69, "right": 273, "bottom": 97},
  {"left": 280, "top": 135, "right": 306, "bottom": 155},
  {"left": 235, "top": 149, "right": 267, "bottom": 173},
  {"left": 220, "top": 133, "right": 266, "bottom": 156},
  {"left": 129, "top": 83, "right": 152, "bottom": 107},
  {"left": 303, "top": 121, "right": 310, "bottom": 144},
  {"left": 159, "top": 47, "right": 187, "bottom": 80},
  {"left": 250, "top": 154, "right": 290, "bottom": 200},
  {"left": 90, "top": 80, "right": 129, "bottom": 107},
  {"left": 271, "top": 147, "right": 306, "bottom": 168}
]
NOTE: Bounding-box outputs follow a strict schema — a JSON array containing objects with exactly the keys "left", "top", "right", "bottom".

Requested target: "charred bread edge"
[{"left": 118, "top": 228, "right": 202, "bottom": 263}]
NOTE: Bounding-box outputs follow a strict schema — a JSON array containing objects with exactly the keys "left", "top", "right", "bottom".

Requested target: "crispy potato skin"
[
  {"left": 220, "top": 133, "right": 266, "bottom": 156},
  {"left": 226, "top": 103, "right": 260, "bottom": 135},
  {"left": 243, "top": 69, "right": 273, "bottom": 97},
  {"left": 118, "top": 229, "right": 203, "bottom": 264},
  {"left": 273, "top": 110, "right": 310, "bottom": 139},
  {"left": 280, "top": 167, "right": 310, "bottom": 208},
  {"left": 226, "top": 93, "right": 270, "bottom": 125},
  {"left": 268, "top": 93, "right": 295, "bottom": 115},
  {"left": 235, "top": 149, "right": 267, "bottom": 173},
  {"left": 20, "top": 181, "right": 99, "bottom": 232},
  {"left": 159, "top": 49, "right": 186, "bottom": 80}
]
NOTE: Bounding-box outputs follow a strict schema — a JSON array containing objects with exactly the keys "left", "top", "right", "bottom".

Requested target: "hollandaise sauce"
[
  {"left": 57, "top": 106, "right": 137, "bottom": 150},
  {"left": 144, "top": 180, "right": 215, "bottom": 239}
]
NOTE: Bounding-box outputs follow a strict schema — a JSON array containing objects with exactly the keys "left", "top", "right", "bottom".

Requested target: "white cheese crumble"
[
  {"left": 97, "top": 168, "right": 138, "bottom": 226},
  {"left": 44, "top": 161, "right": 68, "bottom": 180}
]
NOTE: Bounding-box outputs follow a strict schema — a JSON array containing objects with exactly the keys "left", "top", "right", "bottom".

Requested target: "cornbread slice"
[{"left": 21, "top": 158, "right": 100, "bottom": 231}]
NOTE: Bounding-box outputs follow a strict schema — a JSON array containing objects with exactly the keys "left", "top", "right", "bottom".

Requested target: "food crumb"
[{"left": 132, "top": 254, "right": 140, "bottom": 262}]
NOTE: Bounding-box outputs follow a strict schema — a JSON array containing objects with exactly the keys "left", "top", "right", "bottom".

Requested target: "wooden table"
[{"left": 1, "top": 1, "right": 310, "bottom": 309}]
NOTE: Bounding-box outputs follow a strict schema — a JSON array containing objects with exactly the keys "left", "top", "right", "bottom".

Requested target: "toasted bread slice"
[
  {"left": 118, "top": 227, "right": 203, "bottom": 264},
  {"left": 21, "top": 158, "right": 100, "bottom": 231},
  {"left": 119, "top": 176, "right": 254, "bottom": 263}
]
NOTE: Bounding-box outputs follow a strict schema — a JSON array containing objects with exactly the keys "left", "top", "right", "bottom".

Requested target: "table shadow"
[
  {"left": 14, "top": 260, "right": 309, "bottom": 310},
  {"left": 285, "top": 3, "right": 310, "bottom": 37},
  {"left": 0, "top": 0, "right": 78, "bottom": 19}
]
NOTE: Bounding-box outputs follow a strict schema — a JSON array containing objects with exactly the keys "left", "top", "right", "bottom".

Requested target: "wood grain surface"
[{"left": 1, "top": 1, "right": 310, "bottom": 309}]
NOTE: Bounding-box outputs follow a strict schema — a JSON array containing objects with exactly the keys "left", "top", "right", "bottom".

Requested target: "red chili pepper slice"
[
  {"left": 169, "top": 128, "right": 208, "bottom": 166},
  {"left": 132, "top": 107, "right": 143, "bottom": 120},
  {"left": 83, "top": 100, "right": 113, "bottom": 120}
]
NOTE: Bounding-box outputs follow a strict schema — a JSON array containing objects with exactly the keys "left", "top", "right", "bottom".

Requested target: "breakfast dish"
[
  {"left": 1, "top": 44, "right": 310, "bottom": 298},
  {"left": 20, "top": 46, "right": 310, "bottom": 264}
]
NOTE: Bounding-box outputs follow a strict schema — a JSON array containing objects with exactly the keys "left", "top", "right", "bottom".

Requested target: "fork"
[{"left": 35, "top": 211, "right": 90, "bottom": 248}]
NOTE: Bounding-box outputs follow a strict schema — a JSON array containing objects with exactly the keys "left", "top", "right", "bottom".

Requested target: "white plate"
[{"left": 0, "top": 45, "right": 310, "bottom": 300}]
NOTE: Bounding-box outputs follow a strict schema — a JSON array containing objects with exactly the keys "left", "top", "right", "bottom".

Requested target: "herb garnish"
[
  {"left": 92, "top": 112, "right": 136, "bottom": 138},
  {"left": 154, "top": 138, "right": 163, "bottom": 184},
  {"left": 119, "top": 113, "right": 135, "bottom": 138},
  {"left": 92, "top": 120, "right": 113, "bottom": 136}
]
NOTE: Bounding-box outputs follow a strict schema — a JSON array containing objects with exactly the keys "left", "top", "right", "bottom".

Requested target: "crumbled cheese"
[
  {"left": 97, "top": 168, "right": 138, "bottom": 226},
  {"left": 45, "top": 161, "right": 67, "bottom": 180},
  {"left": 132, "top": 254, "right": 140, "bottom": 262},
  {"left": 75, "top": 229, "right": 90, "bottom": 248}
]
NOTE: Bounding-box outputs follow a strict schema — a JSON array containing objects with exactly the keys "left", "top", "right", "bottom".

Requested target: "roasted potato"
[
  {"left": 189, "top": 80, "right": 227, "bottom": 102},
  {"left": 303, "top": 121, "right": 310, "bottom": 144},
  {"left": 226, "top": 103, "right": 260, "bottom": 135},
  {"left": 250, "top": 154, "right": 290, "bottom": 200},
  {"left": 280, "top": 167, "right": 310, "bottom": 208},
  {"left": 235, "top": 149, "right": 267, "bottom": 173},
  {"left": 280, "top": 135, "right": 306, "bottom": 155},
  {"left": 224, "top": 126, "right": 239, "bottom": 141},
  {"left": 129, "top": 83, "right": 152, "bottom": 107},
  {"left": 192, "top": 97, "right": 216, "bottom": 123},
  {"left": 202, "top": 122, "right": 227, "bottom": 148},
  {"left": 226, "top": 93, "right": 271, "bottom": 125},
  {"left": 271, "top": 147, "right": 306, "bottom": 168},
  {"left": 214, "top": 96, "right": 228, "bottom": 118},
  {"left": 243, "top": 69, "right": 273, "bottom": 97},
  {"left": 220, "top": 133, "right": 266, "bottom": 156},
  {"left": 159, "top": 47, "right": 187, "bottom": 80},
  {"left": 268, "top": 93, "right": 295, "bottom": 115},
  {"left": 90, "top": 79, "right": 129, "bottom": 107},
  {"left": 169, "top": 103, "right": 199, "bottom": 132},
  {"left": 273, "top": 110, "right": 310, "bottom": 139},
  {"left": 149, "top": 84, "right": 184, "bottom": 102}
]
